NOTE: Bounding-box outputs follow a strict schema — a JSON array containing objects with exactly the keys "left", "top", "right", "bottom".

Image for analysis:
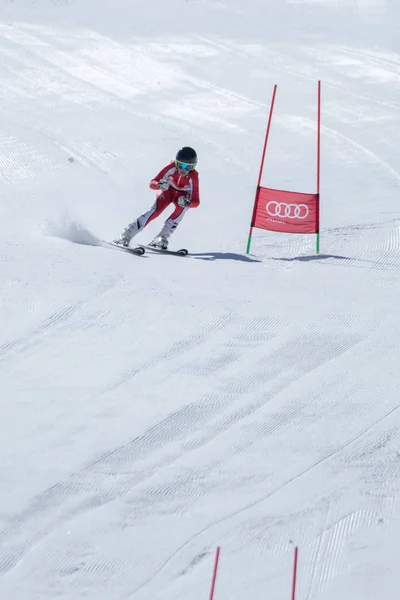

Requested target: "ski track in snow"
[
  {"left": 0, "top": 24, "right": 250, "bottom": 173},
  {"left": 1, "top": 308, "right": 399, "bottom": 595}
]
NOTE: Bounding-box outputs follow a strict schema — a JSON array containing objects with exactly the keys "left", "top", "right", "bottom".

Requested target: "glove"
[
  {"left": 178, "top": 195, "right": 191, "bottom": 208},
  {"left": 158, "top": 179, "right": 170, "bottom": 191}
]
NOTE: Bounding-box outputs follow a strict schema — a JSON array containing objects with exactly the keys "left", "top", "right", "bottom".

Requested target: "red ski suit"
[
  {"left": 146, "top": 161, "right": 200, "bottom": 225},
  {"left": 117, "top": 161, "right": 200, "bottom": 246}
]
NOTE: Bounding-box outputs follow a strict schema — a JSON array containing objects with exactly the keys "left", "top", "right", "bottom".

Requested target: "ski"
[
  {"left": 137, "top": 244, "right": 188, "bottom": 256},
  {"left": 106, "top": 242, "right": 145, "bottom": 256}
]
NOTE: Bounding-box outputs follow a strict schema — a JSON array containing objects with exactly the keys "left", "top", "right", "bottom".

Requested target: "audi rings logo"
[{"left": 266, "top": 201, "right": 309, "bottom": 219}]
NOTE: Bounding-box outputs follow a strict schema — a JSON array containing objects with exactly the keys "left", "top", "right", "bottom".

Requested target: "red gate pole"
[
  {"left": 316, "top": 80, "right": 321, "bottom": 253},
  {"left": 291, "top": 546, "right": 299, "bottom": 600},
  {"left": 246, "top": 84, "right": 278, "bottom": 254},
  {"left": 209, "top": 546, "right": 221, "bottom": 600}
]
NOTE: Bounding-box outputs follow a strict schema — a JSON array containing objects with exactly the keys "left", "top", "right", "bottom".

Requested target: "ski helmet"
[{"left": 175, "top": 146, "right": 197, "bottom": 169}]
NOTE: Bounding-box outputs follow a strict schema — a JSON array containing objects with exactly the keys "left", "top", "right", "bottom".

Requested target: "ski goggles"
[{"left": 175, "top": 160, "right": 196, "bottom": 172}]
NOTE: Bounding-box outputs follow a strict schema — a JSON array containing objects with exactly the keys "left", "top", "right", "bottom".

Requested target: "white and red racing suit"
[
  {"left": 118, "top": 161, "right": 200, "bottom": 245},
  {"left": 132, "top": 161, "right": 200, "bottom": 241}
]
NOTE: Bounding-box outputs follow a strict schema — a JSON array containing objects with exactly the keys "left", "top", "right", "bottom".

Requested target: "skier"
[{"left": 113, "top": 147, "right": 200, "bottom": 250}]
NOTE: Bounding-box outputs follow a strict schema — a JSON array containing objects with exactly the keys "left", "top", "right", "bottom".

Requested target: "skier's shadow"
[{"left": 191, "top": 252, "right": 261, "bottom": 263}]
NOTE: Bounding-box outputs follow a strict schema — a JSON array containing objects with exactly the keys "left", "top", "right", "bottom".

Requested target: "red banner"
[{"left": 253, "top": 187, "right": 319, "bottom": 234}]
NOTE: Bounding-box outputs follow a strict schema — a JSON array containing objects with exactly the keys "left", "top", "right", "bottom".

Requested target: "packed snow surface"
[{"left": 0, "top": 1, "right": 399, "bottom": 599}]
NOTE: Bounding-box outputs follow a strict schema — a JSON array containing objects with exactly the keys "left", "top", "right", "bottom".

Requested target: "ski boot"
[
  {"left": 113, "top": 235, "right": 130, "bottom": 248},
  {"left": 149, "top": 236, "right": 168, "bottom": 250},
  {"left": 113, "top": 220, "right": 142, "bottom": 248}
]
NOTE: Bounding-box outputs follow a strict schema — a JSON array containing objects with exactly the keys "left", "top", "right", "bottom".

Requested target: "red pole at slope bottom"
[
  {"left": 209, "top": 546, "right": 221, "bottom": 600},
  {"left": 291, "top": 546, "right": 299, "bottom": 600},
  {"left": 246, "top": 84, "right": 278, "bottom": 254}
]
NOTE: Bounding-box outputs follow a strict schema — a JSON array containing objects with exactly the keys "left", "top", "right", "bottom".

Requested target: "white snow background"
[{"left": 1, "top": 0, "right": 400, "bottom": 599}]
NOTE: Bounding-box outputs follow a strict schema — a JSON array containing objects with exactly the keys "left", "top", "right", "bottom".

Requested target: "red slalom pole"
[
  {"left": 209, "top": 546, "right": 221, "bottom": 600},
  {"left": 246, "top": 84, "right": 278, "bottom": 254},
  {"left": 317, "top": 80, "right": 321, "bottom": 195},
  {"left": 291, "top": 546, "right": 299, "bottom": 600},
  {"left": 316, "top": 80, "right": 321, "bottom": 253}
]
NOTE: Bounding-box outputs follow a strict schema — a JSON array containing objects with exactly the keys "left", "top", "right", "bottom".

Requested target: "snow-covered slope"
[{"left": 1, "top": 1, "right": 399, "bottom": 599}]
